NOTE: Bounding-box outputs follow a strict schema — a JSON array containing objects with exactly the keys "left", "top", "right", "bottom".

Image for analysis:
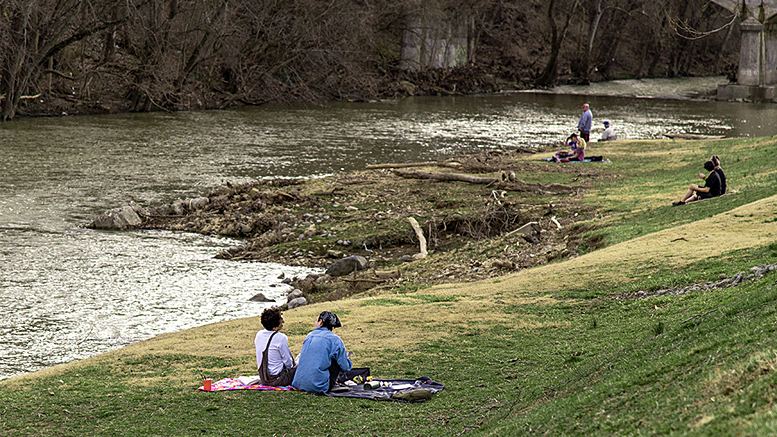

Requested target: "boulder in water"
[
  {"left": 88, "top": 202, "right": 145, "bottom": 230},
  {"left": 249, "top": 293, "right": 274, "bottom": 302}
]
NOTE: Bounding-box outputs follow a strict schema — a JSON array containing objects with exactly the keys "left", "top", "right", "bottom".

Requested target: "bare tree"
[
  {"left": 213, "top": 0, "right": 383, "bottom": 105},
  {"left": 0, "top": 0, "right": 742, "bottom": 120},
  {"left": 535, "top": 0, "right": 581, "bottom": 87},
  {"left": 0, "top": 0, "right": 131, "bottom": 120},
  {"left": 573, "top": 0, "right": 643, "bottom": 83},
  {"left": 573, "top": 0, "right": 607, "bottom": 84}
]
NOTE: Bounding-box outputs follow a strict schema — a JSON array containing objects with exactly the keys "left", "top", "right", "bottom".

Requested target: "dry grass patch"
[
  {"left": 732, "top": 138, "right": 777, "bottom": 151},
  {"left": 432, "top": 194, "right": 777, "bottom": 297},
  {"left": 593, "top": 139, "right": 701, "bottom": 160}
]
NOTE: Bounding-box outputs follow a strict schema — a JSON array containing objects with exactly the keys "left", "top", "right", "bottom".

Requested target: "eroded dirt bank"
[{"left": 140, "top": 149, "right": 615, "bottom": 304}]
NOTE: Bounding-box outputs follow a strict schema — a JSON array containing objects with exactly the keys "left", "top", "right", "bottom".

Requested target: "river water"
[{"left": 3, "top": 76, "right": 777, "bottom": 381}]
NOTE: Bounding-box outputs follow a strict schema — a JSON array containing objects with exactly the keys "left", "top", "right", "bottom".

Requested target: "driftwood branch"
[
  {"left": 338, "top": 180, "right": 376, "bottom": 185},
  {"left": 495, "top": 180, "right": 575, "bottom": 195},
  {"left": 367, "top": 161, "right": 463, "bottom": 170},
  {"left": 407, "top": 217, "right": 428, "bottom": 259},
  {"left": 2, "top": 93, "right": 41, "bottom": 101},
  {"left": 505, "top": 221, "right": 539, "bottom": 237}
]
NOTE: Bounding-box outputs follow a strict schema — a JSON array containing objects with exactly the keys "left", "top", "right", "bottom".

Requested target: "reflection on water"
[
  {"left": 0, "top": 226, "right": 316, "bottom": 379},
  {"left": 2, "top": 77, "right": 777, "bottom": 380}
]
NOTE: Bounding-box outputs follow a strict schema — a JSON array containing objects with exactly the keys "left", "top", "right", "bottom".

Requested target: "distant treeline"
[{"left": 0, "top": 0, "right": 738, "bottom": 120}]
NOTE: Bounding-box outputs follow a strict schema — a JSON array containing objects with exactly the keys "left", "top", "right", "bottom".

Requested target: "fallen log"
[
  {"left": 367, "top": 161, "right": 463, "bottom": 170},
  {"left": 663, "top": 133, "right": 725, "bottom": 140},
  {"left": 391, "top": 169, "right": 498, "bottom": 185},
  {"left": 390, "top": 169, "right": 576, "bottom": 195}
]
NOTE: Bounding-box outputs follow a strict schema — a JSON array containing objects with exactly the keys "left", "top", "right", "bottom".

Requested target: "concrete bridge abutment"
[{"left": 713, "top": 0, "right": 777, "bottom": 102}]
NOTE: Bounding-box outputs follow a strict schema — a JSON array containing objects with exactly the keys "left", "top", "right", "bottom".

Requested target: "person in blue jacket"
[{"left": 292, "top": 311, "right": 353, "bottom": 393}]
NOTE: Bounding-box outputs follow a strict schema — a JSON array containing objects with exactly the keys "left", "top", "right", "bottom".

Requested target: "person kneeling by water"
[
  {"left": 292, "top": 311, "right": 353, "bottom": 394},
  {"left": 600, "top": 121, "right": 617, "bottom": 141}
]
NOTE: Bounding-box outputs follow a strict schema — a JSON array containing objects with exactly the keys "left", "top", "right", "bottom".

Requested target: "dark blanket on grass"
[
  {"left": 326, "top": 377, "right": 444, "bottom": 402},
  {"left": 542, "top": 156, "right": 609, "bottom": 163}
]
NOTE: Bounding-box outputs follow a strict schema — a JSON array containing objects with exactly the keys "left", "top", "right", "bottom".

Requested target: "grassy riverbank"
[{"left": 3, "top": 136, "right": 777, "bottom": 436}]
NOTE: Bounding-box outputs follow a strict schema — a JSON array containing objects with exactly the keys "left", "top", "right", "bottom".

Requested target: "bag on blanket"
[{"left": 337, "top": 367, "right": 370, "bottom": 384}]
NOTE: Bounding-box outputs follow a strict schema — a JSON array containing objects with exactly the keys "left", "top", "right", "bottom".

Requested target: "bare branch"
[{"left": 669, "top": 10, "right": 738, "bottom": 41}]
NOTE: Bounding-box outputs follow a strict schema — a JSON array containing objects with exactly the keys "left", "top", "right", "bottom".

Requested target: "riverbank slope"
[{"left": 3, "top": 136, "right": 777, "bottom": 435}]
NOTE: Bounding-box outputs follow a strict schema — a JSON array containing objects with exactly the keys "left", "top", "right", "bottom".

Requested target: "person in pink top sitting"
[{"left": 554, "top": 134, "right": 586, "bottom": 162}]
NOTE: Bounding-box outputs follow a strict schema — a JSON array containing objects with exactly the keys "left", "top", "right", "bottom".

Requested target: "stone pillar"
[
  {"left": 765, "top": 22, "right": 777, "bottom": 84},
  {"left": 738, "top": 17, "right": 764, "bottom": 86},
  {"left": 711, "top": 0, "right": 777, "bottom": 101}
]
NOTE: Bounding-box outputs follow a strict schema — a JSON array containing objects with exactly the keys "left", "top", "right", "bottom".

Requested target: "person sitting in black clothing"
[
  {"left": 696, "top": 155, "right": 726, "bottom": 195},
  {"left": 673, "top": 160, "right": 721, "bottom": 206},
  {"left": 711, "top": 155, "right": 726, "bottom": 195}
]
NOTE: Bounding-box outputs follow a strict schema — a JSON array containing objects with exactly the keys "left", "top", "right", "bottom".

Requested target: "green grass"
[
  {"left": 582, "top": 136, "right": 777, "bottom": 246},
  {"left": 3, "top": 250, "right": 776, "bottom": 436},
  {"left": 4, "top": 137, "right": 777, "bottom": 436},
  {"left": 478, "top": 248, "right": 777, "bottom": 436}
]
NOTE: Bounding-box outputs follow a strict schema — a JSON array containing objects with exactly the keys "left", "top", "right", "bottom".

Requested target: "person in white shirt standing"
[{"left": 254, "top": 307, "right": 296, "bottom": 386}]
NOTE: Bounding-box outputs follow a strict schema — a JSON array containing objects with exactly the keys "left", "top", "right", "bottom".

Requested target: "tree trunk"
[
  {"left": 0, "top": 0, "right": 130, "bottom": 120},
  {"left": 536, "top": 0, "right": 561, "bottom": 87},
  {"left": 174, "top": 0, "right": 228, "bottom": 92},
  {"left": 1, "top": 7, "right": 31, "bottom": 121},
  {"left": 535, "top": 0, "right": 581, "bottom": 87},
  {"left": 580, "top": 0, "right": 605, "bottom": 85}
]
